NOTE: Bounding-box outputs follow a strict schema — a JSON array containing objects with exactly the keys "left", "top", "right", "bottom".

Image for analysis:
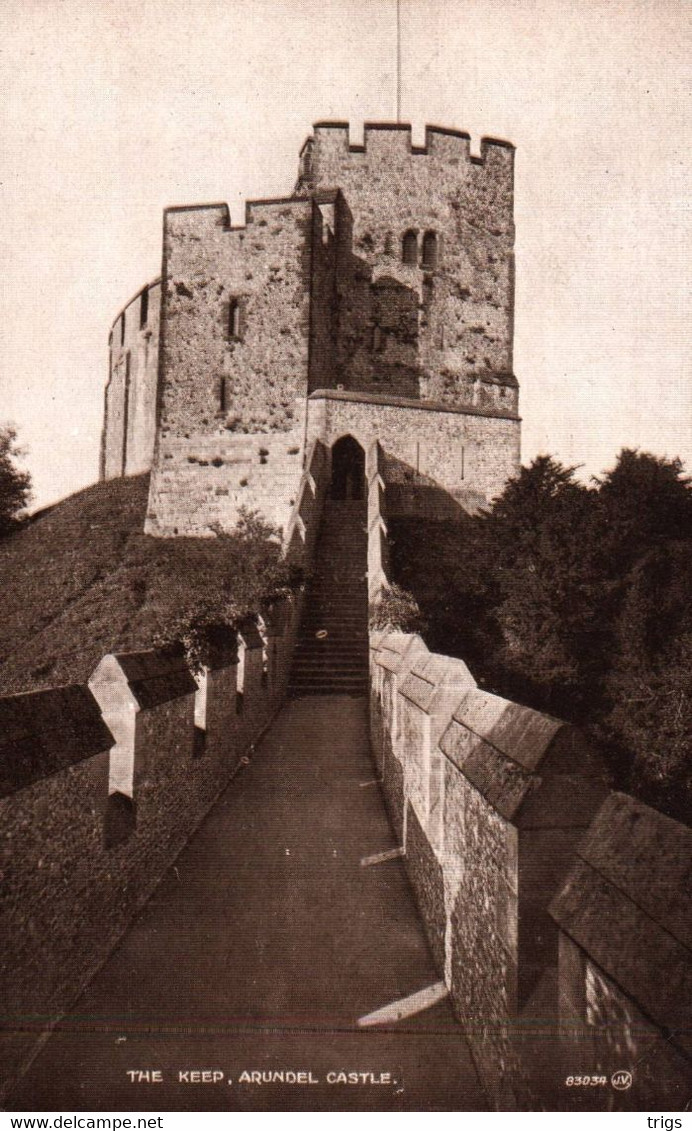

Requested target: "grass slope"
[{"left": 0, "top": 474, "right": 293, "bottom": 695}]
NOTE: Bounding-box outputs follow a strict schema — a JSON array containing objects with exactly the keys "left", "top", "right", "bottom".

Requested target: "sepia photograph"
[{"left": 1, "top": 0, "right": 690, "bottom": 1115}]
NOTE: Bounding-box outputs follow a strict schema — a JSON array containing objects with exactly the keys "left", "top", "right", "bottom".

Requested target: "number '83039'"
[{"left": 565, "top": 1075, "right": 607, "bottom": 1086}]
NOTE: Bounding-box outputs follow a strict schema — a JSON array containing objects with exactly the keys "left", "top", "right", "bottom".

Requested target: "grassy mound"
[{"left": 0, "top": 474, "right": 298, "bottom": 694}]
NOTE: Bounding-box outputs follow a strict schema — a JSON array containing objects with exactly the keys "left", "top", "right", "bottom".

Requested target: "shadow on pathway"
[{"left": 9, "top": 697, "right": 486, "bottom": 1112}]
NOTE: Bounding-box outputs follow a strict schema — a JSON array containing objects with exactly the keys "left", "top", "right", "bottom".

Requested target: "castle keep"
[
  {"left": 5, "top": 121, "right": 689, "bottom": 1115},
  {"left": 101, "top": 122, "right": 520, "bottom": 533}
]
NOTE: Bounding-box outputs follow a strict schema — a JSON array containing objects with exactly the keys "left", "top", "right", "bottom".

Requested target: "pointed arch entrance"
[{"left": 330, "top": 434, "right": 365, "bottom": 500}]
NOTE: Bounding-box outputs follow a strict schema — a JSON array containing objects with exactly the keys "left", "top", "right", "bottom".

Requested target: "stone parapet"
[
  {"left": 549, "top": 793, "right": 692, "bottom": 1109},
  {"left": 0, "top": 600, "right": 300, "bottom": 1104},
  {"left": 369, "top": 625, "right": 688, "bottom": 1109}
]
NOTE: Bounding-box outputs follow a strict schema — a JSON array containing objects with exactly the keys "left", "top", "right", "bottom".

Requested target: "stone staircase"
[{"left": 289, "top": 499, "right": 369, "bottom": 696}]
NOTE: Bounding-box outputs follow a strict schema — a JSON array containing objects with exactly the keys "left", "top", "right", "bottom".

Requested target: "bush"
[
  {"left": 369, "top": 582, "right": 426, "bottom": 634},
  {"left": 0, "top": 425, "right": 32, "bottom": 538}
]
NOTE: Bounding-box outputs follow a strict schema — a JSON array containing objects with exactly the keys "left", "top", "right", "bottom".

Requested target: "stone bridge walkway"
[{"left": 10, "top": 697, "right": 486, "bottom": 1112}]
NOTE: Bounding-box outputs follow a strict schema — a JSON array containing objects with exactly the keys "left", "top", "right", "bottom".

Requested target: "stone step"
[
  {"left": 290, "top": 495, "right": 369, "bottom": 693},
  {"left": 294, "top": 642, "right": 368, "bottom": 654},
  {"left": 301, "top": 620, "right": 368, "bottom": 630},
  {"left": 303, "top": 597, "right": 368, "bottom": 607},
  {"left": 289, "top": 680, "right": 368, "bottom": 693}
]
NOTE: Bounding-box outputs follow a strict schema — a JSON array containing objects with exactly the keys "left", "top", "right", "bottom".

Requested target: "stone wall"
[
  {"left": 102, "top": 280, "right": 161, "bottom": 480},
  {"left": 144, "top": 196, "right": 317, "bottom": 535},
  {"left": 104, "top": 121, "right": 521, "bottom": 532},
  {"left": 308, "top": 388, "right": 520, "bottom": 514},
  {"left": 550, "top": 792, "right": 692, "bottom": 1111},
  {"left": 145, "top": 429, "right": 305, "bottom": 536},
  {"left": 301, "top": 122, "right": 517, "bottom": 409},
  {"left": 369, "top": 630, "right": 610, "bottom": 1108},
  {"left": 366, "top": 475, "right": 690, "bottom": 1111},
  {"left": 0, "top": 601, "right": 301, "bottom": 1104}
]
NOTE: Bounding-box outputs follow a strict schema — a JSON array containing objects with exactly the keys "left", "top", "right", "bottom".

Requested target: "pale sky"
[{"left": 2, "top": 0, "right": 690, "bottom": 509}]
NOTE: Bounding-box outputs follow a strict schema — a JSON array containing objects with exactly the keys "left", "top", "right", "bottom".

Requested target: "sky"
[{"left": 2, "top": 0, "right": 690, "bottom": 510}]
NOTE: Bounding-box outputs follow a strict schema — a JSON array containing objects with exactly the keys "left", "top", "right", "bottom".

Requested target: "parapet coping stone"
[
  {"left": 111, "top": 650, "right": 198, "bottom": 709},
  {"left": 237, "top": 618, "right": 264, "bottom": 652},
  {"left": 550, "top": 793, "right": 692, "bottom": 1055},
  {"left": 0, "top": 684, "right": 114, "bottom": 798},
  {"left": 372, "top": 632, "right": 429, "bottom": 676},
  {"left": 452, "top": 688, "right": 564, "bottom": 772},
  {"left": 551, "top": 791, "right": 692, "bottom": 952},
  {"left": 439, "top": 688, "right": 571, "bottom": 822},
  {"left": 399, "top": 653, "right": 476, "bottom": 714}
]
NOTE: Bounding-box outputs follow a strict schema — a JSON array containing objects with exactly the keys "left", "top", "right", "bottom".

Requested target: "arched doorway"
[{"left": 330, "top": 435, "right": 365, "bottom": 500}]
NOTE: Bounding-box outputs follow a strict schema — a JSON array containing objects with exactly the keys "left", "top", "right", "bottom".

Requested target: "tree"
[
  {"left": 0, "top": 425, "right": 32, "bottom": 537},
  {"left": 481, "top": 457, "right": 612, "bottom": 714},
  {"left": 594, "top": 448, "right": 692, "bottom": 573}
]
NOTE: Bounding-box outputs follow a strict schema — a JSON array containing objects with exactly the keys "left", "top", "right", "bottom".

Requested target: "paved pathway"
[{"left": 10, "top": 698, "right": 486, "bottom": 1112}]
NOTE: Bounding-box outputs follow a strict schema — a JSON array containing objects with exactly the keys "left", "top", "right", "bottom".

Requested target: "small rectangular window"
[
  {"left": 140, "top": 288, "right": 149, "bottom": 328},
  {"left": 120, "top": 312, "right": 126, "bottom": 346},
  {"left": 219, "top": 377, "right": 228, "bottom": 413}
]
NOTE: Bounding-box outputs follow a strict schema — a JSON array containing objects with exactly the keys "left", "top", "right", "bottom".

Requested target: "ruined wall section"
[
  {"left": 146, "top": 199, "right": 315, "bottom": 535},
  {"left": 102, "top": 280, "right": 161, "bottom": 480},
  {"left": 302, "top": 123, "right": 517, "bottom": 413}
]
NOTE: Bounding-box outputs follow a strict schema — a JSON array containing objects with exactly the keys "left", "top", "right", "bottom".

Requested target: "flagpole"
[{"left": 396, "top": 0, "right": 401, "bottom": 122}]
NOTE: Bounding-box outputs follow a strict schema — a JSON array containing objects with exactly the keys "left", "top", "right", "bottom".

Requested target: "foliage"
[
  {"left": 148, "top": 508, "right": 301, "bottom": 671},
  {"left": 369, "top": 582, "right": 426, "bottom": 634},
  {"left": 0, "top": 425, "right": 32, "bottom": 537},
  {"left": 389, "top": 449, "right": 692, "bottom": 821},
  {"left": 0, "top": 483, "right": 302, "bottom": 691},
  {"left": 595, "top": 449, "right": 692, "bottom": 572}
]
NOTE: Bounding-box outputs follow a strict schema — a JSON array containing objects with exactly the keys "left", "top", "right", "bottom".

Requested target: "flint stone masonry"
[
  {"left": 145, "top": 429, "right": 305, "bottom": 535},
  {"left": 101, "top": 120, "right": 520, "bottom": 533},
  {"left": 159, "top": 199, "right": 312, "bottom": 437}
]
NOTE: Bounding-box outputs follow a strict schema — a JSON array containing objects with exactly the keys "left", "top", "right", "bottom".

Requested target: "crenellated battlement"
[
  {"left": 163, "top": 195, "right": 313, "bottom": 242},
  {"left": 305, "top": 120, "right": 513, "bottom": 166},
  {"left": 104, "top": 118, "right": 519, "bottom": 535}
]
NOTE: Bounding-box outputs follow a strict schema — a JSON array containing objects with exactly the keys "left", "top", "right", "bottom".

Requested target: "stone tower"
[{"left": 100, "top": 122, "right": 521, "bottom": 535}]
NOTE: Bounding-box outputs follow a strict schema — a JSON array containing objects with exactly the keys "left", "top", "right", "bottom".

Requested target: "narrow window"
[
  {"left": 460, "top": 445, "right": 465, "bottom": 481},
  {"left": 228, "top": 298, "right": 241, "bottom": 339},
  {"left": 120, "top": 312, "right": 126, "bottom": 346},
  {"left": 422, "top": 231, "right": 438, "bottom": 270},
  {"left": 402, "top": 229, "right": 418, "bottom": 266},
  {"left": 139, "top": 287, "right": 149, "bottom": 328},
  {"left": 219, "top": 377, "right": 228, "bottom": 413},
  {"left": 371, "top": 325, "right": 385, "bottom": 352}
]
